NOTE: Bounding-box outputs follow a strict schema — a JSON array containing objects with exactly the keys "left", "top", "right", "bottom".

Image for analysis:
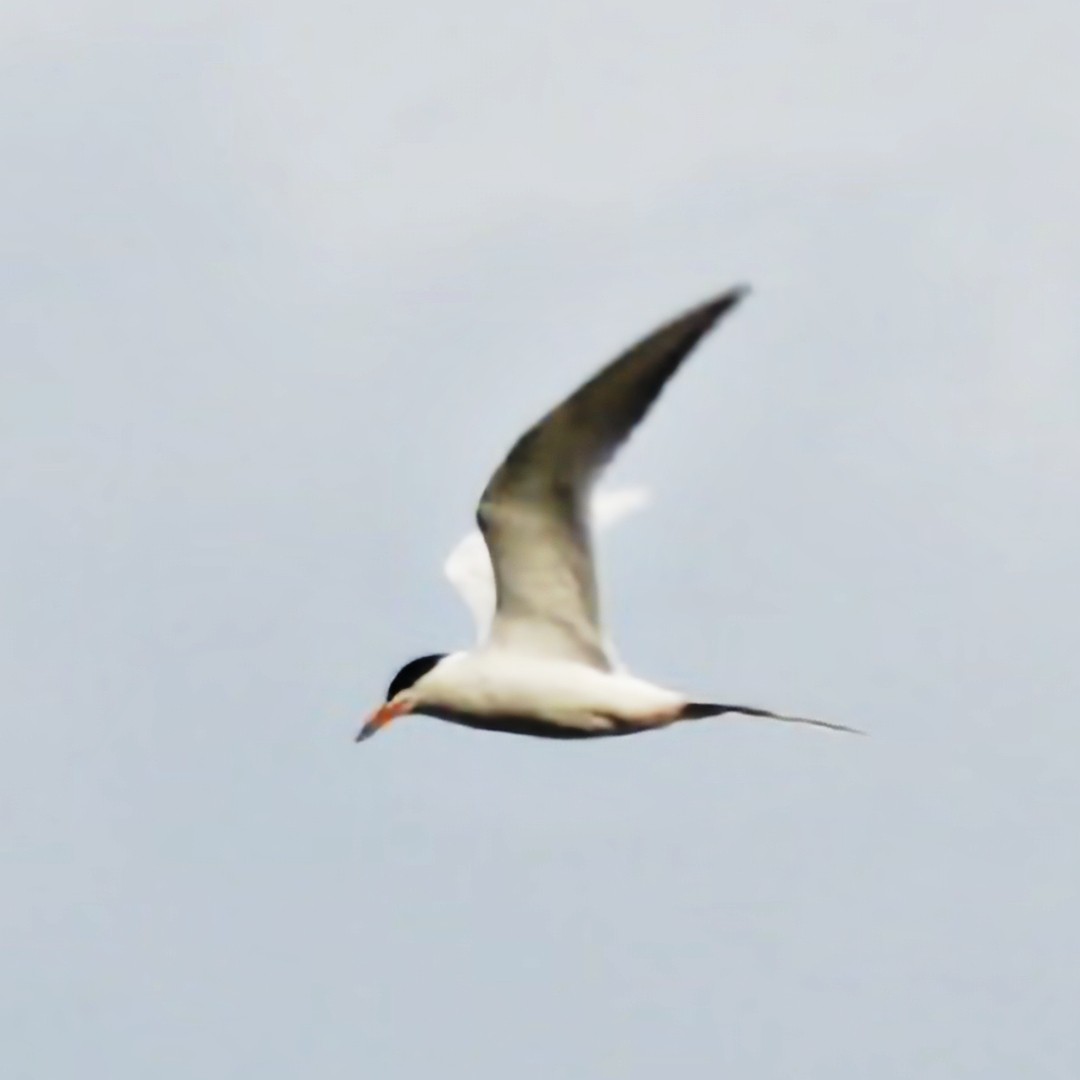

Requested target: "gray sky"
[{"left": 3, "top": 2, "right": 1079, "bottom": 1077}]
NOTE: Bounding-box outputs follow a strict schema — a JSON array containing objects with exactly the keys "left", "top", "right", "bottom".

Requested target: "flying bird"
[{"left": 358, "top": 287, "right": 855, "bottom": 742}]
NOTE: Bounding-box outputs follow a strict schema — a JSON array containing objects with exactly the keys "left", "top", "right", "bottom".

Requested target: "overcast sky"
[{"left": 3, "top": 2, "right": 1080, "bottom": 1077}]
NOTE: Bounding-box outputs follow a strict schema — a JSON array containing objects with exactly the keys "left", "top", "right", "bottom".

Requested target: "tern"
[{"left": 358, "top": 287, "right": 855, "bottom": 742}]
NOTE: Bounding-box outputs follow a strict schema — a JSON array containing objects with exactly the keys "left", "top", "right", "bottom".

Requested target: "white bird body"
[
  {"left": 358, "top": 288, "right": 856, "bottom": 743},
  {"left": 416, "top": 649, "right": 685, "bottom": 737}
]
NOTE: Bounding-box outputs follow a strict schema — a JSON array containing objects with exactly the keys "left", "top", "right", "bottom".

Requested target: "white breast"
[{"left": 424, "top": 651, "right": 683, "bottom": 728}]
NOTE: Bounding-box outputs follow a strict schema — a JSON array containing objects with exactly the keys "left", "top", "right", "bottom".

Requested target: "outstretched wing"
[
  {"left": 444, "top": 485, "right": 651, "bottom": 643},
  {"left": 477, "top": 288, "right": 748, "bottom": 668}
]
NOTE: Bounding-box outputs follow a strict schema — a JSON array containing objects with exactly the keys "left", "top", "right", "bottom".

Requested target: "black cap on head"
[{"left": 387, "top": 654, "right": 446, "bottom": 700}]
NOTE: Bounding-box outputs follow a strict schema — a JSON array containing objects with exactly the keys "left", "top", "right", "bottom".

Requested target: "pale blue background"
[{"left": 3, "top": 3, "right": 1079, "bottom": 1077}]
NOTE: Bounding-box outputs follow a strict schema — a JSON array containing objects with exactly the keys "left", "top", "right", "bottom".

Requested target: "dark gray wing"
[{"left": 477, "top": 286, "right": 749, "bottom": 668}]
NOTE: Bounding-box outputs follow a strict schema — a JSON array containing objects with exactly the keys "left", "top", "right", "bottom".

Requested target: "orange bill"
[{"left": 355, "top": 699, "right": 411, "bottom": 742}]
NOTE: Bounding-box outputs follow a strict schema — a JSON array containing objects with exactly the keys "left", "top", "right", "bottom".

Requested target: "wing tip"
[
  {"left": 708, "top": 283, "right": 752, "bottom": 317},
  {"left": 680, "top": 284, "right": 751, "bottom": 340}
]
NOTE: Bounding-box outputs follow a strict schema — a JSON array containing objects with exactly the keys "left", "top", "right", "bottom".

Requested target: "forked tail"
[{"left": 680, "top": 702, "right": 863, "bottom": 735}]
